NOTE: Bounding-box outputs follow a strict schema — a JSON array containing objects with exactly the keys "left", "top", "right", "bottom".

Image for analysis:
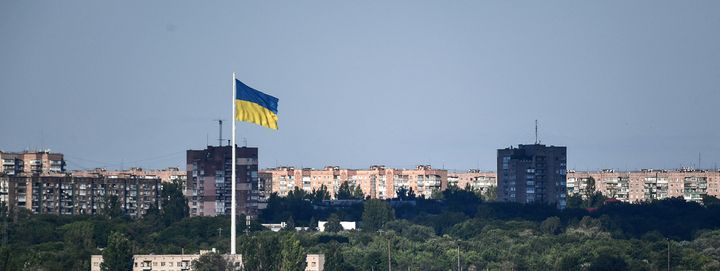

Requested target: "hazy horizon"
[{"left": 2, "top": 1, "right": 719, "bottom": 172}]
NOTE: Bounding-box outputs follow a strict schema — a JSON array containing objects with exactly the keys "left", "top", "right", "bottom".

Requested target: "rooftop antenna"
[
  {"left": 214, "top": 119, "right": 224, "bottom": 147},
  {"left": 698, "top": 152, "right": 702, "bottom": 170},
  {"left": 535, "top": 120, "right": 539, "bottom": 144}
]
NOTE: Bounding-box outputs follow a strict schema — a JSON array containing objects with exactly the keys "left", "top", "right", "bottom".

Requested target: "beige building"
[
  {"left": 72, "top": 167, "right": 186, "bottom": 183},
  {"left": 0, "top": 150, "right": 65, "bottom": 176},
  {"left": 567, "top": 169, "right": 720, "bottom": 203},
  {"left": 262, "top": 165, "right": 448, "bottom": 199},
  {"left": 0, "top": 175, "right": 160, "bottom": 217},
  {"left": 305, "top": 254, "right": 325, "bottom": 271},
  {"left": 91, "top": 249, "right": 242, "bottom": 271},
  {"left": 448, "top": 170, "right": 497, "bottom": 193}
]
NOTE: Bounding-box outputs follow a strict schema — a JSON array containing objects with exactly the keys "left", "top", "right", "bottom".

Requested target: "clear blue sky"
[{"left": 1, "top": 1, "right": 719, "bottom": 171}]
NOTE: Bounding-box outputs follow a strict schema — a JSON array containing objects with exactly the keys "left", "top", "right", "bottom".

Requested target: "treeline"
[{"left": 1, "top": 184, "right": 720, "bottom": 270}]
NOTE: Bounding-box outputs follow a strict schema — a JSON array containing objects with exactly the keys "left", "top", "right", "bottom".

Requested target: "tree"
[
  {"left": 101, "top": 195, "right": 124, "bottom": 219},
  {"left": 161, "top": 180, "right": 189, "bottom": 225},
  {"left": 540, "top": 216, "right": 562, "bottom": 235},
  {"left": 361, "top": 200, "right": 394, "bottom": 232},
  {"left": 584, "top": 176, "right": 596, "bottom": 200},
  {"left": 280, "top": 234, "right": 305, "bottom": 271},
  {"left": 101, "top": 232, "right": 132, "bottom": 271},
  {"left": 336, "top": 182, "right": 353, "bottom": 200},
  {"left": 240, "top": 233, "right": 280, "bottom": 271},
  {"left": 325, "top": 241, "right": 349, "bottom": 271},
  {"left": 310, "top": 185, "right": 331, "bottom": 203},
  {"left": 307, "top": 216, "right": 317, "bottom": 231},
  {"left": 407, "top": 188, "right": 417, "bottom": 200},
  {"left": 61, "top": 221, "right": 96, "bottom": 270},
  {"left": 283, "top": 215, "right": 296, "bottom": 232},
  {"left": 192, "top": 252, "right": 232, "bottom": 271},
  {"left": 325, "top": 214, "right": 343, "bottom": 233},
  {"left": 483, "top": 186, "right": 497, "bottom": 201},
  {"left": 396, "top": 187, "right": 409, "bottom": 200},
  {"left": 351, "top": 184, "right": 365, "bottom": 200}
]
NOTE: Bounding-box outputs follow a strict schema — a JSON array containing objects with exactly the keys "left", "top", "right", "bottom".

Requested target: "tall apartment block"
[
  {"left": 0, "top": 150, "right": 65, "bottom": 176},
  {"left": 186, "top": 145, "right": 261, "bottom": 217},
  {"left": 497, "top": 144, "right": 567, "bottom": 208},
  {"left": 567, "top": 169, "right": 720, "bottom": 203},
  {"left": 262, "top": 165, "right": 447, "bottom": 199},
  {"left": 0, "top": 175, "right": 160, "bottom": 217}
]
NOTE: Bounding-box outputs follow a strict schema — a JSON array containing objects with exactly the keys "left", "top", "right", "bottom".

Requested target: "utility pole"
[
  {"left": 535, "top": 120, "right": 538, "bottom": 144},
  {"left": 667, "top": 238, "right": 671, "bottom": 271},
  {"left": 457, "top": 244, "right": 461, "bottom": 271},
  {"left": 218, "top": 228, "right": 222, "bottom": 239},
  {"left": 388, "top": 238, "right": 392, "bottom": 271}
]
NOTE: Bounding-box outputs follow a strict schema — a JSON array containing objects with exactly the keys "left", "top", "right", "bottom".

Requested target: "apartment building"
[
  {"left": 0, "top": 175, "right": 160, "bottom": 217},
  {"left": 448, "top": 170, "right": 497, "bottom": 193},
  {"left": 186, "top": 145, "right": 262, "bottom": 217},
  {"left": 261, "top": 165, "right": 447, "bottom": 199},
  {"left": 497, "top": 144, "right": 567, "bottom": 208},
  {"left": 0, "top": 150, "right": 65, "bottom": 176},
  {"left": 72, "top": 167, "right": 186, "bottom": 183},
  {"left": 567, "top": 169, "right": 720, "bottom": 203},
  {"left": 91, "top": 249, "right": 243, "bottom": 271}
]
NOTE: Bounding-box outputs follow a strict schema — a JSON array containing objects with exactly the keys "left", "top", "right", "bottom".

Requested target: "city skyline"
[{"left": 2, "top": 1, "right": 719, "bottom": 171}]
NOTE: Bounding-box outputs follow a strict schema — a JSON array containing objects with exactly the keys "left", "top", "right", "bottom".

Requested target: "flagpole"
[{"left": 231, "top": 72, "right": 237, "bottom": 255}]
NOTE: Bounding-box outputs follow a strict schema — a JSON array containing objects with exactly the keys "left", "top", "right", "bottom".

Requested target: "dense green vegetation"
[{"left": 1, "top": 184, "right": 720, "bottom": 270}]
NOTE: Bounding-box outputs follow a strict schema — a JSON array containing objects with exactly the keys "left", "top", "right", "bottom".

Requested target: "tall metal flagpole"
[{"left": 231, "top": 72, "right": 237, "bottom": 255}]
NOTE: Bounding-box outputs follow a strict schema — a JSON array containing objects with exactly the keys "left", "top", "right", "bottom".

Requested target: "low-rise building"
[
  {"left": 91, "top": 249, "right": 242, "bottom": 271},
  {"left": 317, "top": 221, "right": 356, "bottom": 232},
  {"left": 305, "top": 254, "right": 325, "bottom": 271}
]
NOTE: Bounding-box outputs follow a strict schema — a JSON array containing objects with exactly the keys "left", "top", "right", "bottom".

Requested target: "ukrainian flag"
[{"left": 235, "top": 79, "right": 279, "bottom": 130}]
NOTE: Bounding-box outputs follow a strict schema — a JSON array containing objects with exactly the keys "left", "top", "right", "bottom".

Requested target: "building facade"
[
  {"left": 497, "top": 144, "right": 567, "bottom": 208},
  {"left": 0, "top": 150, "right": 65, "bottom": 176},
  {"left": 448, "top": 170, "right": 497, "bottom": 194},
  {"left": 261, "top": 165, "right": 448, "bottom": 199},
  {"left": 305, "top": 254, "right": 325, "bottom": 271},
  {"left": 0, "top": 175, "right": 160, "bottom": 217},
  {"left": 72, "top": 167, "right": 186, "bottom": 183},
  {"left": 186, "top": 146, "right": 261, "bottom": 217},
  {"left": 567, "top": 169, "right": 720, "bottom": 203},
  {"left": 91, "top": 249, "right": 243, "bottom": 271}
]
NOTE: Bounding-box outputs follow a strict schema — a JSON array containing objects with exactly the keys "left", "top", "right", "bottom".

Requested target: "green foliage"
[
  {"left": 1, "top": 196, "right": 720, "bottom": 270},
  {"left": 324, "top": 214, "right": 343, "bottom": 233},
  {"left": 540, "top": 216, "right": 562, "bottom": 235},
  {"left": 351, "top": 184, "right": 365, "bottom": 199},
  {"left": 361, "top": 199, "right": 394, "bottom": 232},
  {"left": 239, "top": 232, "right": 280, "bottom": 271},
  {"left": 161, "top": 180, "right": 189, "bottom": 226},
  {"left": 280, "top": 233, "right": 305, "bottom": 271},
  {"left": 101, "top": 232, "right": 132, "bottom": 271},
  {"left": 191, "top": 252, "right": 232, "bottom": 271},
  {"left": 309, "top": 185, "right": 331, "bottom": 203},
  {"left": 336, "top": 182, "right": 353, "bottom": 200},
  {"left": 102, "top": 195, "right": 125, "bottom": 219}
]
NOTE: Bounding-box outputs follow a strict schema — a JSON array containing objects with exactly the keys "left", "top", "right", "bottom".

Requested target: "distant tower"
[{"left": 497, "top": 143, "right": 567, "bottom": 209}]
